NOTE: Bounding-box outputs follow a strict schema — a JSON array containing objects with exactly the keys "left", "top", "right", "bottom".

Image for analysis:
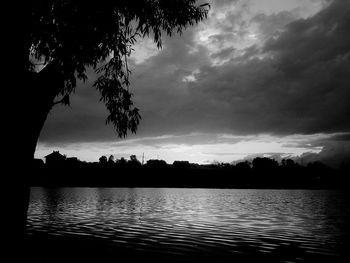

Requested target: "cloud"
[
  {"left": 262, "top": 0, "right": 350, "bottom": 134},
  {"left": 293, "top": 131, "right": 350, "bottom": 167},
  {"left": 295, "top": 142, "right": 350, "bottom": 168},
  {"left": 230, "top": 132, "right": 350, "bottom": 167},
  {"left": 123, "top": 0, "right": 349, "bottom": 139}
]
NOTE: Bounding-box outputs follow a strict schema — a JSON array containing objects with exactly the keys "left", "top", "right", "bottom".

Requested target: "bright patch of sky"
[
  {"left": 182, "top": 69, "right": 200, "bottom": 83},
  {"left": 130, "top": 37, "right": 160, "bottom": 64},
  {"left": 193, "top": 0, "right": 327, "bottom": 65},
  {"left": 35, "top": 132, "right": 332, "bottom": 164}
]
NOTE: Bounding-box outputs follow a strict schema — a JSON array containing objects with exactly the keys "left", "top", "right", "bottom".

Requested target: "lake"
[{"left": 27, "top": 187, "right": 350, "bottom": 262}]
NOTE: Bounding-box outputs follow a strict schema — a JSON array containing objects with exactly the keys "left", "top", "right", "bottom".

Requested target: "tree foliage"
[
  {"left": 99, "top": 155, "right": 108, "bottom": 164},
  {"left": 28, "top": 0, "right": 209, "bottom": 137}
]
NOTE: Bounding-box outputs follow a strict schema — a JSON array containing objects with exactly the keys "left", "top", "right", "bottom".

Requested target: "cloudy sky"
[{"left": 35, "top": 0, "right": 350, "bottom": 167}]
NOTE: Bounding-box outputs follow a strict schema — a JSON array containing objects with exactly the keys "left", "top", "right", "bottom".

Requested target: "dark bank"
[{"left": 30, "top": 151, "right": 349, "bottom": 189}]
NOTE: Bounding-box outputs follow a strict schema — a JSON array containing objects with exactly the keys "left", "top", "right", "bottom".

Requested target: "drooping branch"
[
  {"left": 28, "top": 0, "right": 209, "bottom": 137},
  {"left": 53, "top": 94, "right": 70, "bottom": 106}
]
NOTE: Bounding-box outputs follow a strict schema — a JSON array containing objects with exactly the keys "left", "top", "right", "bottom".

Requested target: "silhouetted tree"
[
  {"left": 23, "top": 1, "right": 209, "bottom": 163},
  {"left": 252, "top": 157, "right": 279, "bottom": 171},
  {"left": 99, "top": 155, "right": 108, "bottom": 164},
  {"left": 115, "top": 157, "right": 128, "bottom": 168},
  {"left": 173, "top": 160, "right": 191, "bottom": 169},
  {"left": 128, "top": 155, "right": 141, "bottom": 168},
  {"left": 145, "top": 159, "right": 168, "bottom": 169},
  {"left": 13, "top": 1, "right": 209, "bottom": 235},
  {"left": 108, "top": 155, "right": 115, "bottom": 165},
  {"left": 282, "top": 158, "right": 296, "bottom": 168},
  {"left": 235, "top": 161, "right": 251, "bottom": 172},
  {"left": 251, "top": 157, "right": 279, "bottom": 186}
]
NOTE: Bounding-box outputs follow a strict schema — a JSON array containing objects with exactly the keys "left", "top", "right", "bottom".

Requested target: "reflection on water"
[{"left": 27, "top": 188, "right": 350, "bottom": 262}]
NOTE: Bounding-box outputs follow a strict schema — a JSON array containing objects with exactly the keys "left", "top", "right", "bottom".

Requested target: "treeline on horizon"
[{"left": 31, "top": 153, "right": 349, "bottom": 189}]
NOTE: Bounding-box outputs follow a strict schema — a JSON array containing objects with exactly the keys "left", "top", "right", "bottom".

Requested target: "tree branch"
[{"left": 53, "top": 94, "right": 70, "bottom": 106}]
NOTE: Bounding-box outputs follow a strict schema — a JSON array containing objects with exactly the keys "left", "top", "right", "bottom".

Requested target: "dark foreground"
[{"left": 25, "top": 232, "right": 349, "bottom": 263}]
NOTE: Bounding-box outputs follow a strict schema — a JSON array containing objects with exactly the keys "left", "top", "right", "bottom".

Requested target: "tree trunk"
[
  {"left": 5, "top": 6, "right": 66, "bottom": 258},
  {"left": 28, "top": 60, "right": 66, "bottom": 158},
  {"left": 9, "top": 60, "right": 65, "bottom": 244}
]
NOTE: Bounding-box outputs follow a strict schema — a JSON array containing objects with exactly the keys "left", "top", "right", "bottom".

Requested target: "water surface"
[{"left": 27, "top": 188, "right": 350, "bottom": 262}]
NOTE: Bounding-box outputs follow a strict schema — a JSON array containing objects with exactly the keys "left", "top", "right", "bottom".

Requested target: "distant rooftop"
[{"left": 44, "top": 151, "right": 65, "bottom": 159}]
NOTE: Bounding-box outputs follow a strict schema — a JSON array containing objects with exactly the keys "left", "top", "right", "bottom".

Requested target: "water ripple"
[{"left": 27, "top": 188, "right": 349, "bottom": 262}]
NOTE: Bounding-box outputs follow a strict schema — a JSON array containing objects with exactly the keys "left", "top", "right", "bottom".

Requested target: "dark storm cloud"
[
  {"left": 291, "top": 131, "right": 350, "bottom": 168},
  {"left": 39, "top": 69, "right": 116, "bottom": 144},
  {"left": 39, "top": 0, "right": 350, "bottom": 147},
  {"left": 129, "top": 0, "right": 350, "bottom": 138},
  {"left": 296, "top": 139, "right": 350, "bottom": 168},
  {"left": 210, "top": 47, "right": 236, "bottom": 60},
  {"left": 262, "top": 0, "right": 350, "bottom": 133},
  {"left": 251, "top": 11, "right": 296, "bottom": 39},
  {"left": 232, "top": 132, "right": 350, "bottom": 168}
]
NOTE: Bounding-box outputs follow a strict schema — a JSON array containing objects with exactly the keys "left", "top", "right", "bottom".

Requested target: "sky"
[{"left": 35, "top": 0, "right": 350, "bottom": 167}]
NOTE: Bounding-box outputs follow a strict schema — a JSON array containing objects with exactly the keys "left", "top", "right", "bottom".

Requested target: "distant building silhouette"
[
  {"left": 67, "top": 157, "right": 78, "bottom": 162},
  {"left": 44, "top": 151, "right": 66, "bottom": 166},
  {"left": 66, "top": 157, "right": 80, "bottom": 166}
]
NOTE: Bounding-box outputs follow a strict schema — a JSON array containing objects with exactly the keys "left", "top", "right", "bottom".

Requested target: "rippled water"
[{"left": 27, "top": 188, "right": 349, "bottom": 262}]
